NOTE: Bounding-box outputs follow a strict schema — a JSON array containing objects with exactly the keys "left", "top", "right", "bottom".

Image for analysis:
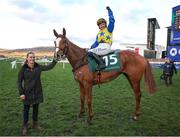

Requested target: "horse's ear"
[
  {"left": 53, "top": 29, "right": 59, "bottom": 38},
  {"left": 63, "top": 28, "right": 66, "bottom": 37}
]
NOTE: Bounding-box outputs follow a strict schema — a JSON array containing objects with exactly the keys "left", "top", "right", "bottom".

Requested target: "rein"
[
  {"left": 57, "top": 37, "right": 88, "bottom": 72},
  {"left": 72, "top": 53, "right": 88, "bottom": 72}
]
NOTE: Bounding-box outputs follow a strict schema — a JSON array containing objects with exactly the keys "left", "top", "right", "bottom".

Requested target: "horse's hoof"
[
  {"left": 78, "top": 111, "right": 85, "bottom": 118},
  {"left": 78, "top": 113, "right": 81, "bottom": 118},
  {"left": 86, "top": 118, "right": 93, "bottom": 125},
  {"left": 132, "top": 115, "right": 138, "bottom": 121},
  {"left": 78, "top": 113, "right": 83, "bottom": 118}
]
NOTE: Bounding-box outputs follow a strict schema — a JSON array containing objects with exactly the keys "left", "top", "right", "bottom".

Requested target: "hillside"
[
  {"left": 0, "top": 47, "right": 167, "bottom": 62},
  {"left": 0, "top": 46, "right": 55, "bottom": 58}
]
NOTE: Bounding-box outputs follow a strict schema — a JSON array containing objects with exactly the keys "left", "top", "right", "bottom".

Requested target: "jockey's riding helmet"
[{"left": 97, "top": 18, "right": 107, "bottom": 26}]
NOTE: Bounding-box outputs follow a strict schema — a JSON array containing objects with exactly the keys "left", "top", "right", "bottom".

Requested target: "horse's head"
[{"left": 53, "top": 28, "right": 68, "bottom": 59}]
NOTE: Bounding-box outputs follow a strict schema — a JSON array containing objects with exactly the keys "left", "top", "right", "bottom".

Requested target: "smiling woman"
[
  {"left": 17, "top": 51, "right": 58, "bottom": 136},
  {"left": 25, "top": 52, "right": 36, "bottom": 70}
]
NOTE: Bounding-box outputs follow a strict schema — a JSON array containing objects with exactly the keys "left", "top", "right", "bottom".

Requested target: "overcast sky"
[{"left": 0, "top": 0, "right": 179, "bottom": 49}]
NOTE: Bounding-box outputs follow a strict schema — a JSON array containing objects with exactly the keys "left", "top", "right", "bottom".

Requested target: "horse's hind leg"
[
  {"left": 124, "top": 74, "right": 141, "bottom": 120},
  {"left": 131, "top": 81, "right": 141, "bottom": 120},
  {"left": 78, "top": 83, "right": 85, "bottom": 118}
]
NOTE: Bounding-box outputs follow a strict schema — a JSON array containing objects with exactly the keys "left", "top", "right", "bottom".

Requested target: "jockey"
[{"left": 88, "top": 6, "right": 115, "bottom": 70}]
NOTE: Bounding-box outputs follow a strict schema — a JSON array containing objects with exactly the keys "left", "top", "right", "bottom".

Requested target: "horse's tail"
[{"left": 144, "top": 61, "right": 157, "bottom": 93}]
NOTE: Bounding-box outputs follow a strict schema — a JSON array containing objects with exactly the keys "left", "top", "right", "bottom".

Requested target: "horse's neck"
[{"left": 67, "top": 40, "right": 86, "bottom": 68}]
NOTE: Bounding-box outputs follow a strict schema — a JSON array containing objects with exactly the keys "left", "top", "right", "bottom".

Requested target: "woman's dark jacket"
[{"left": 17, "top": 60, "right": 57, "bottom": 105}]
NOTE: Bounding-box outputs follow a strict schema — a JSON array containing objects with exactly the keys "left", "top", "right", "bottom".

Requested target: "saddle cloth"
[{"left": 88, "top": 50, "right": 121, "bottom": 72}]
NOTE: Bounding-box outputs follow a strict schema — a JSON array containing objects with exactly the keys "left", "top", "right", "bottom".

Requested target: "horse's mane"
[
  {"left": 68, "top": 39, "right": 86, "bottom": 53},
  {"left": 66, "top": 39, "right": 88, "bottom": 72}
]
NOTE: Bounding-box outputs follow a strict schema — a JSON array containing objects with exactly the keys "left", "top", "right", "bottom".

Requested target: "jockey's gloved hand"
[{"left": 106, "top": 6, "right": 111, "bottom": 11}]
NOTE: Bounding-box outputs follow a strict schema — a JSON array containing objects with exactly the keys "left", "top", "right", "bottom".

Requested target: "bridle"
[
  {"left": 54, "top": 36, "right": 69, "bottom": 59},
  {"left": 62, "top": 38, "right": 69, "bottom": 57},
  {"left": 52, "top": 28, "right": 88, "bottom": 72}
]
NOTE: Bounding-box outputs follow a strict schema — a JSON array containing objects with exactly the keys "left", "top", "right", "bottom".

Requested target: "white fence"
[
  {"left": 11, "top": 59, "right": 69, "bottom": 69},
  {"left": 10, "top": 60, "right": 180, "bottom": 70}
]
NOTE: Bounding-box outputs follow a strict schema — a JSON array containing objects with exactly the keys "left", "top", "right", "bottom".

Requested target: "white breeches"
[{"left": 88, "top": 43, "right": 113, "bottom": 56}]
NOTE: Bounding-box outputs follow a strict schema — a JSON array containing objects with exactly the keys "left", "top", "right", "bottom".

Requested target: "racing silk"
[
  {"left": 91, "top": 8, "right": 115, "bottom": 49},
  {"left": 97, "top": 28, "right": 112, "bottom": 45}
]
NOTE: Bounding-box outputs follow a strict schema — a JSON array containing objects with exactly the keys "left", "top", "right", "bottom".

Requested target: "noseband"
[{"left": 54, "top": 37, "right": 69, "bottom": 58}]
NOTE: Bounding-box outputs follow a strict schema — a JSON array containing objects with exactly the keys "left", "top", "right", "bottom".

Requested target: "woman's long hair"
[{"left": 23, "top": 51, "right": 35, "bottom": 65}]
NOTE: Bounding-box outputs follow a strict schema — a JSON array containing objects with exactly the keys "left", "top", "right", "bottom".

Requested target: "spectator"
[
  {"left": 17, "top": 51, "right": 58, "bottom": 135},
  {"left": 162, "top": 59, "right": 177, "bottom": 85}
]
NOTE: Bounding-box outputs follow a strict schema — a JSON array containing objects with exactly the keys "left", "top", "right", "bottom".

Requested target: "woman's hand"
[
  {"left": 20, "top": 95, "right": 26, "bottom": 101},
  {"left": 53, "top": 52, "right": 59, "bottom": 62}
]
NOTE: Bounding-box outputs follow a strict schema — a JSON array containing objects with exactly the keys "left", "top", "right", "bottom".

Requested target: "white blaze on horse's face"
[{"left": 55, "top": 37, "right": 62, "bottom": 52}]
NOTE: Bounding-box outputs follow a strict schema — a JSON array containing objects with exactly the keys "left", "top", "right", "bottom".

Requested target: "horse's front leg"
[
  {"left": 85, "top": 84, "right": 93, "bottom": 122},
  {"left": 78, "top": 83, "right": 85, "bottom": 118}
]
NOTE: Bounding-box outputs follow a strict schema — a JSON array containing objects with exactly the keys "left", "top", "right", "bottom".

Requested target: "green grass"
[{"left": 0, "top": 60, "right": 179, "bottom": 136}]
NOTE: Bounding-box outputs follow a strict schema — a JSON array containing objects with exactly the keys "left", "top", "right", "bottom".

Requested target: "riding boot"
[
  {"left": 21, "top": 124, "right": 28, "bottom": 136},
  {"left": 33, "top": 121, "right": 43, "bottom": 130},
  {"left": 88, "top": 52, "right": 105, "bottom": 70}
]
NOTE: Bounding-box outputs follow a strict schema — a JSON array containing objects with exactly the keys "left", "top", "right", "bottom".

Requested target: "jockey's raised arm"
[{"left": 107, "top": 6, "right": 115, "bottom": 33}]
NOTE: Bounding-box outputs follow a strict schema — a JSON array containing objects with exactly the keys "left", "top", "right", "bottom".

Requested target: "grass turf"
[{"left": 0, "top": 60, "right": 179, "bottom": 136}]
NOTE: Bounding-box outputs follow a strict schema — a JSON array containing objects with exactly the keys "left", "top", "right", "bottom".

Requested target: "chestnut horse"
[{"left": 53, "top": 28, "right": 156, "bottom": 121}]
